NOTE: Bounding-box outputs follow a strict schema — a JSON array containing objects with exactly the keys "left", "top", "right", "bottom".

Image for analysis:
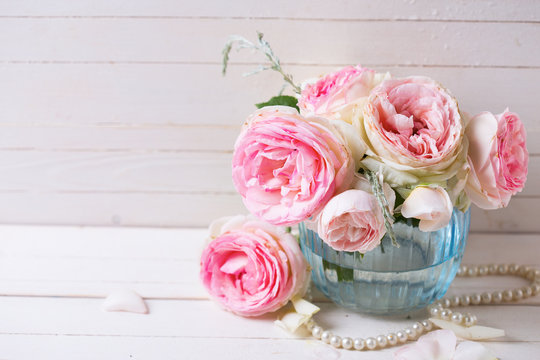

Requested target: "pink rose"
[
  {"left": 232, "top": 106, "right": 354, "bottom": 225},
  {"left": 200, "top": 215, "right": 309, "bottom": 317},
  {"left": 316, "top": 175, "right": 395, "bottom": 253},
  {"left": 362, "top": 77, "right": 465, "bottom": 184},
  {"left": 298, "top": 65, "right": 383, "bottom": 123},
  {"left": 465, "top": 109, "right": 528, "bottom": 209}
]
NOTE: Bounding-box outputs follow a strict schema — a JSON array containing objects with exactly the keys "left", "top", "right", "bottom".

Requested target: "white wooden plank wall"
[{"left": 0, "top": 0, "right": 538, "bottom": 231}]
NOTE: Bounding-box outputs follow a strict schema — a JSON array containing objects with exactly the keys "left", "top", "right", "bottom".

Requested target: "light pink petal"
[
  {"left": 401, "top": 186, "right": 453, "bottom": 231},
  {"left": 454, "top": 341, "right": 497, "bottom": 360},
  {"left": 394, "top": 330, "right": 456, "bottom": 360},
  {"left": 219, "top": 253, "right": 249, "bottom": 275}
]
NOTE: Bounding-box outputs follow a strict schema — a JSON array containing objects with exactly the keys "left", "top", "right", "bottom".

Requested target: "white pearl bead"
[
  {"left": 404, "top": 327, "right": 417, "bottom": 340},
  {"left": 412, "top": 322, "right": 423, "bottom": 335},
  {"left": 305, "top": 320, "right": 315, "bottom": 331},
  {"left": 342, "top": 337, "right": 353, "bottom": 350},
  {"left": 321, "top": 331, "right": 332, "bottom": 344},
  {"left": 503, "top": 290, "right": 513, "bottom": 302},
  {"left": 312, "top": 326, "right": 323, "bottom": 339},
  {"left": 522, "top": 286, "right": 533, "bottom": 297},
  {"left": 330, "top": 335, "right": 342, "bottom": 348},
  {"left": 387, "top": 333, "right": 398, "bottom": 346},
  {"left": 532, "top": 283, "right": 540, "bottom": 295},
  {"left": 457, "top": 266, "right": 465, "bottom": 276},
  {"left": 460, "top": 295, "right": 471, "bottom": 306},
  {"left": 450, "top": 296, "right": 461, "bottom": 307},
  {"left": 467, "top": 266, "right": 478, "bottom": 276},
  {"left": 376, "top": 335, "right": 388, "bottom": 348},
  {"left": 440, "top": 309, "right": 452, "bottom": 320},
  {"left": 353, "top": 338, "right": 365, "bottom": 350},
  {"left": 519, "top": 266, "right": 529, "bottom": 276},
  {"left": 442, "top": 298, "right": 451, "bottom": 308},
  {"left": 366, "top": 337, "right": 377, "bottom": 350},
  {"left": 464, "top": 314, "right": 475, "bottom": 327},
  {"left": 478, "top": 266, "right": 488, "bottom": 276},
  {"left": 513, "top": 289, "right": 524, "bottom": 300},
  {"left": 498, "top": 264, "right": 508, "bottom": 275},
  {"left": 488, "top": 264, "right": 498, "bottom": 274},
  {"left": 471, "top": 294, "right": 482, "bottom": 305},
  {"left": 396, "top": 330, "right": 408, "bottom": 343},
  {"left": 481, "top": 292, "right": 492, "bottom": 304},
  {"left": 491, "top": 291, "right": 503, "bottom": 303},
  {"left": 508, "top": 264, "right": 518, "bottom": 274},
  {"left": 451, "top": 312, "right": 463, "bottom": 324},
  {"left": 430, "top": 307, "right": 441, "bottom": 316},
  {"left": 421, "top": 320, "right": 433, "bottom": 331}
]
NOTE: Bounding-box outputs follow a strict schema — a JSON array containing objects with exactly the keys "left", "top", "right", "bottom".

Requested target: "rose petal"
[
  {"left": 454, "top": 341, "right": 497, "bottom": 360},
  {"left": 401, "top": 186, "right": 453, "bottom": 231},
  {"left": 430, "top": 318, "right": 505, "bottom": 340},
  {"left": 394, "top": 329, "right": 456, "bottom": 360}
]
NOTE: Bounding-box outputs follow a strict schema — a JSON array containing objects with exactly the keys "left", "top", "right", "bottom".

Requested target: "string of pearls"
[{"left": 304, "top": 263, "right": 540, "bottom": 351}]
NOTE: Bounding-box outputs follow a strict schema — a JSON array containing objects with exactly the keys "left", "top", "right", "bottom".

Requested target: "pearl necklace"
[{"left": 305, "top": 263, "right": 540, "bottom": 351}]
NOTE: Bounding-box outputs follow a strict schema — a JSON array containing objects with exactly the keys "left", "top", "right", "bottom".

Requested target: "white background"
[
  {"left": 0, "top": 0, "right": 538, "bottom": 232},
  {"left": 1, "top": 2, "right": 540, "bottom": 359}
]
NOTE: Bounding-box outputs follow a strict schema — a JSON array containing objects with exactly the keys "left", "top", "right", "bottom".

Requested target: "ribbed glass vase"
[{"left": 298, "top": 208, "right": 470, "bottom": 315}]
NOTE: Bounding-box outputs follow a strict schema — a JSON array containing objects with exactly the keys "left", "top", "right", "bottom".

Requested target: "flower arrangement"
[
  {"left": 224, "top": 32, "right": 528, "bottom": 252},
  {"left": 199, "top": 33, "right": 530, "bottom": 354}
]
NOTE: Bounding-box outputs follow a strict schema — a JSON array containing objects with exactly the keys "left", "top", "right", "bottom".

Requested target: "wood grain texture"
[
  {"left": 1, "top": 64, "right": 538, "bottom": 136},
  {"left": 1, "top": 3, "right": 539, "bottom": 359},
  {"left": 0, "top": 18, "right": 538, "bottom": 66},
  {"left": 0, "top": 151, "right": 537, "bottom": 195},
  {"left": 0, "top": 227, "right": 539, "bottom": 359},
  {"left": 1, "top": 0, "right": 538, "bottom": 21},
  {"left": 0, "top": 150, "right": 234, "bottom": 193},
  {"left": 1, "top": 296, "right": 539, "bottom": 341},
  {"left": 0, "top": 226, "right": 538, "bottom": 300},
  {"left": 1, "top": 335, "right": 539, "bottom": 360},
  {"left": 0, "top": 191, "right": 536, "bottom": 230},
  {"left": 0, "top": 1, "right": 537, "bottom": 229}
]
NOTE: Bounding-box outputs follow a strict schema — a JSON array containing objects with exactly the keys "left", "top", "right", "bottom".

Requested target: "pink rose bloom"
[
  {"left": 316, "top": 175, "right": 395, "bottom": 253},
  {"left": 465, "top": 109, "right": 528, "bottom": 209},
  {"left": 200, "top": 215, "right": 309, "bottom": 317},
  {"left": 298, "top": 65, "right": 382, "bottom": 123},
  {"left": 401, "top": 186, "right": 453, "bottom": 232},
  {"left": 232, "top": 106, "right": 354, "bottom": 225},
  {"left": 395, "top": 329, "right": 496, "bottom": 360},
  {"left": 362, "top": 76, "right": 464, "bottom": 183}
]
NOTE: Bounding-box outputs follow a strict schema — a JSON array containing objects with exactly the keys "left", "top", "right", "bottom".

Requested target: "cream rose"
[
  {"left": 401, "top": 186, "right": 453, "bottom": 231},
  {"left": 360, "top": 76, "right": 466, "bottom": 187}
]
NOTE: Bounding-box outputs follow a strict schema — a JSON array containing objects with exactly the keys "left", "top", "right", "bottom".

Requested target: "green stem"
[{"left": 222, "top": 32, "right": 301, "bottom": 94}]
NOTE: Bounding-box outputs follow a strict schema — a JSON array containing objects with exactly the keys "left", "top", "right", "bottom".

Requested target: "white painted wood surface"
[
  {"left": 0, "top": 1, "right": 538, "bottom": 229},
  {"left": 1, "top": 226, "right": 539, "bottom": 359}
]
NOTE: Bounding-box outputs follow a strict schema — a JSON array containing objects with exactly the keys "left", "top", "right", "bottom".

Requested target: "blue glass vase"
[{"left": 298, "top": 208, "right": 470, "bottom": 315}]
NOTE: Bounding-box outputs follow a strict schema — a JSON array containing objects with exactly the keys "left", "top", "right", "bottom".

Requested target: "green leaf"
[
  {"left": 322, "top": 259, "right": 354, "bottom": 282},
  {"left": 255, "top": 95, "right": 299, "bottom": 111},
  {"left": 394, "top": 214, "right": 421, "bottom": 228}
]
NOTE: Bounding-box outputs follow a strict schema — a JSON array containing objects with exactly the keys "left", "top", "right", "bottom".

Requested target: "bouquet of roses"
[{"left": 200, "top": 33, "right": 528, "bottom": 318}]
